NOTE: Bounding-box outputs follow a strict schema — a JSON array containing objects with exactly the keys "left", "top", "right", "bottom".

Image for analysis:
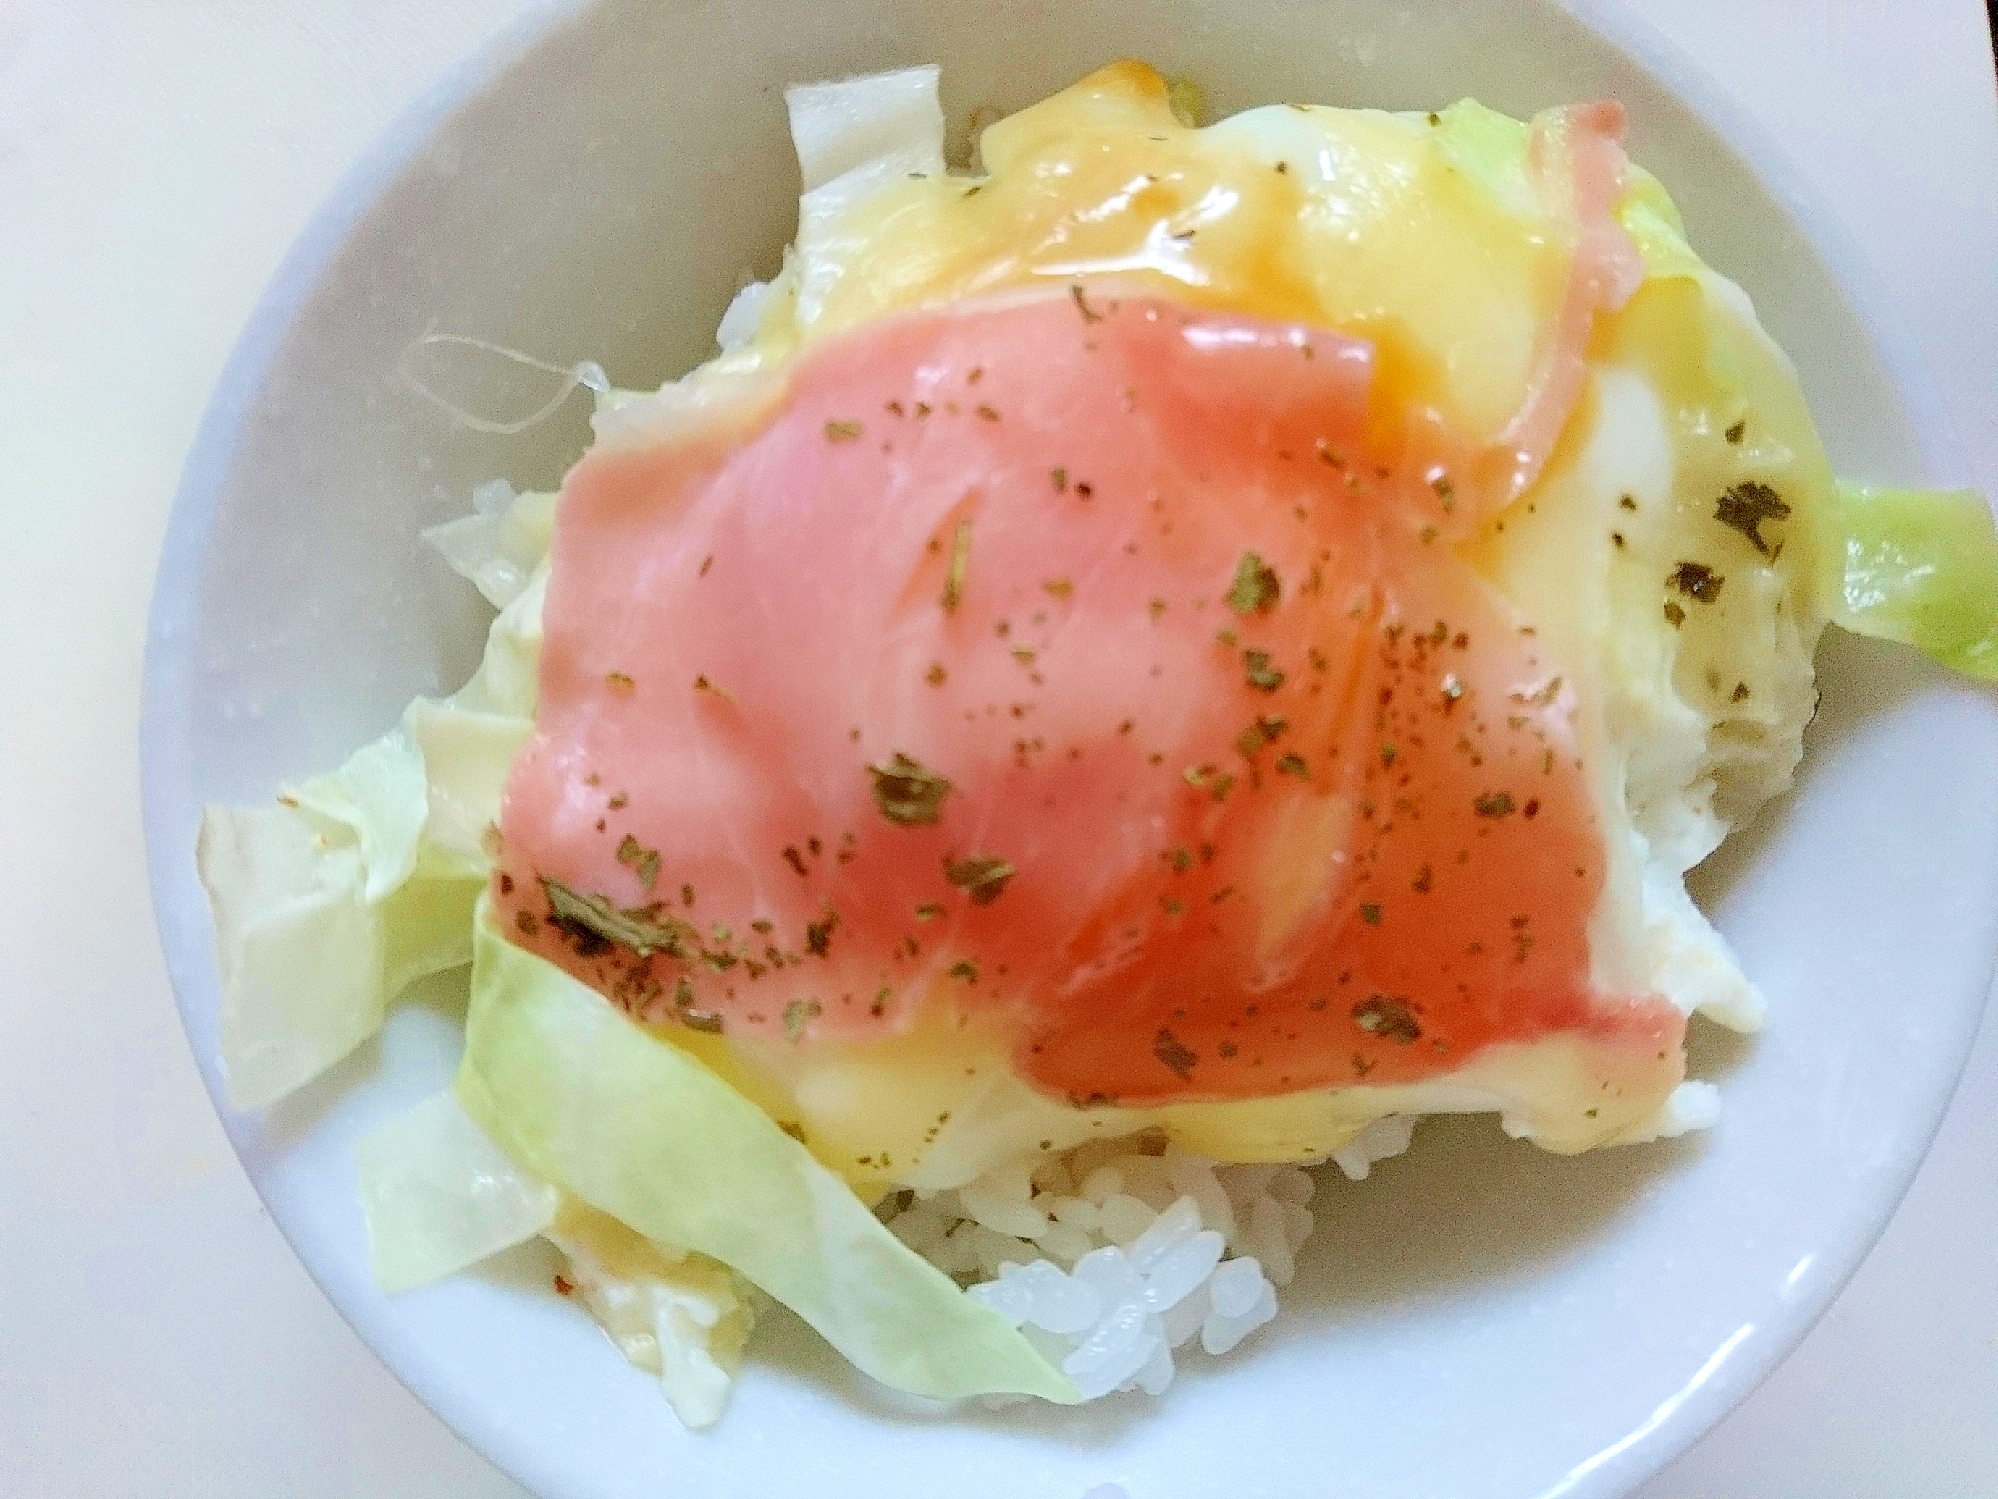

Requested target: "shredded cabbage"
[
  {"left": 356, "top": 1089, "right": 559, "bottom": 1293},
  {"left": 419, "top": 479, "right": 557, "bottom": 610},
  {"left": 1833, "top": 482, "right": 1998, "bottom": 679},
  {"left": 196, "top": 484, "right": 546, "bottom": 1108},
  {"left": 454, "top": 910, "right": 1079, "bottom": 1405}
]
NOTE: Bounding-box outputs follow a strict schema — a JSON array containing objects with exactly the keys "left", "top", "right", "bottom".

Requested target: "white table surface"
[{"left": 2, "top": 2, "right": 1993, "bottom": 1494}]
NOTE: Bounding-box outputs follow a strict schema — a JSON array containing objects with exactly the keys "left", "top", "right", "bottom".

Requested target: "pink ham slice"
[
  {"left": 492, "top": 279, "right": 1678, "bottom": 1106},
  {"left": 1483, "top": 101, "right": 1649, "bottom": 500}
]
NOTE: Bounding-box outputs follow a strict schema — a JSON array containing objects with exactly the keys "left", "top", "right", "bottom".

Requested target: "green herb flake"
[
  {"left": 943, "top": 853, "right": 1016, "bottom": 906},
  {"left": 1153, "top": 1027, "right": 1198, "bottom": 1079},
  {"left": 1243, "top": 649, "right": 1285, "bottom": 692},
  {"left": 1069, "top": 283, "right": 1103, "bottom": 323},
  {"left": 1474, "top": 791, "right": 1517, "bottom": 818},
  {"left": 1236, "top": 713, "right": 1288, "bottom": 759},
  {"left": 604, "top": 671, "right": 635, "bottom": 693},
  {"left": 824, "top": 419, "right": 864, "bottom": 442},
  {"left": 1360, "top": 902, "right": 1381, "bottom": 925},
  {"left": 1225, "top": 551, "right": 1282, "bottom": 615},
  {"left": 804, "top": 910, "right": 838, "bottom": 957},
  {"left": 914, "top": 902, "right": 945, "bottom": 921},
  {"left": 614, "top": 834, "right": 661, "bottom": 891},
  {"left": 1431, "top": 474, "right": 1456, "bottom": 512},
  {"left": 942, "top": 519, "right": 972, "bottom": 613},
  {"left": 1668, "top": 562, "right": 1725, "bottom": 603},
  {"left": 1043, "top": 577, "right": 1073, "bottom": 599},
  {"left": 1276, "top": 753, "right": 1308, "bottom": 778},
  {"left": 1050, "top": 466, "right": 1068, "bottom": 492},
  {"left": 1352, "top": 994, "right": 1421, "bottom": 1043},
  {"left": 782, "top": 998, "right": 823, "bottom": 1042},
  {"left": 867, "top": 753, "right": 952, "bottom": 825},
  {"left": 1725, "top": 419, "right": 1746, "bottom": 444},
  {"left": 949, "top": 960, "right": 980, "bottom": 983},
  {"left": 1714, "top": 481, "right": 1791, "bottom": 557},
  {"left": 540, "top": 876, "right": 694, "bottom": 958}
]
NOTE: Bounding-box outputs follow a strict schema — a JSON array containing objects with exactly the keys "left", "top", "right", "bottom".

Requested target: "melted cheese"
[{"left": 497, "top": 63, "right": 1834, "bottom": 1188}]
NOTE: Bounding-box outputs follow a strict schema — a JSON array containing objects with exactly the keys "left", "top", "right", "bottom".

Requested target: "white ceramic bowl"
[{"left": 142, "top": 1, "right": 1998, "bottom": 1495}]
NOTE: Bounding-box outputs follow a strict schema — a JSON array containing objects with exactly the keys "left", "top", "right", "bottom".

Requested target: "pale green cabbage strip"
[
  {"left": 356, "top": 1089, "right": 559, "bottom": 1294},
  {"left": 196, "top": 503, "right": 545, "bottom": 1109},
  {"left": 1833, "top": 483, "right": 1998, "bottom": 679},
  {"left": 454, "top": 911, "right": 1080, "bottom": 1405}
]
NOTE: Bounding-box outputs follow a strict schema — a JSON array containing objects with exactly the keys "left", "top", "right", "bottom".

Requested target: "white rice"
[{"left": 878, "top": 1117, "right": 1416, "bottom": 1401}]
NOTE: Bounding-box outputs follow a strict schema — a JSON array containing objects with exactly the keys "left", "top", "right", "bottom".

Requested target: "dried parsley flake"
[
  {"left": 540, "top": 876, "right": 693, "bottom": 957},
  {"left": 943, "top": 853, "right": 1016, "bottom": 906},
  {"left": 614, "top": 834, "right": 661, "bottom": 891},
  {"left": 868, "top": 753, "right": 952, "bottom": 825},
  {"left": 1153, "top": 1027, "right": 1198, "bottom": 1078},
  {"left": 1352, "top": 994, "right": 1421, "bottom": 1043},
  {"left": 1668, "top": 562, "right": 1725, "bottom": 603},
  {"left": 1243, "top": 649, "right": 1285, "bottom": 692},
  {"left": 1714, "top": 481, "right": 1790, "bottom": 557},
  {"left": 782, "top": 998, "right": 822, "bottom": 1042},
  {"left": 1226, "top": 551, "right": 1281, "bottom": 615},
  {"left": 942, "top": 519, "right": 972, "bottom": 613}
]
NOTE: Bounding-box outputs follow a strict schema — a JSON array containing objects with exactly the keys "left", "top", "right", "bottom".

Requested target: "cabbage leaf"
[
  {"left": 453, "top": 911, "right": 1079, "bottom": 1405},
  {"left": 356, "top": 1088, "right": 559, "bottom": 1293},
  {"left": 196, "top": 489, "right": 548, "bottom": 1109},
  {"left": 1833, "top": 482, "right": 1998, "bottom": 680}
]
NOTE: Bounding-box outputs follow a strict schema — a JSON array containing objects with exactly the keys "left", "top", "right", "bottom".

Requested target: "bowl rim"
[{"left": 139, "top": 2, "right": 1991, "bottom": 1496}]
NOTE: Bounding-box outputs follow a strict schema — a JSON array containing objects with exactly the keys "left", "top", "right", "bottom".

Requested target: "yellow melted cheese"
[{"left": 643, "top": 62, "right": 1839, "bottom": 1191}]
